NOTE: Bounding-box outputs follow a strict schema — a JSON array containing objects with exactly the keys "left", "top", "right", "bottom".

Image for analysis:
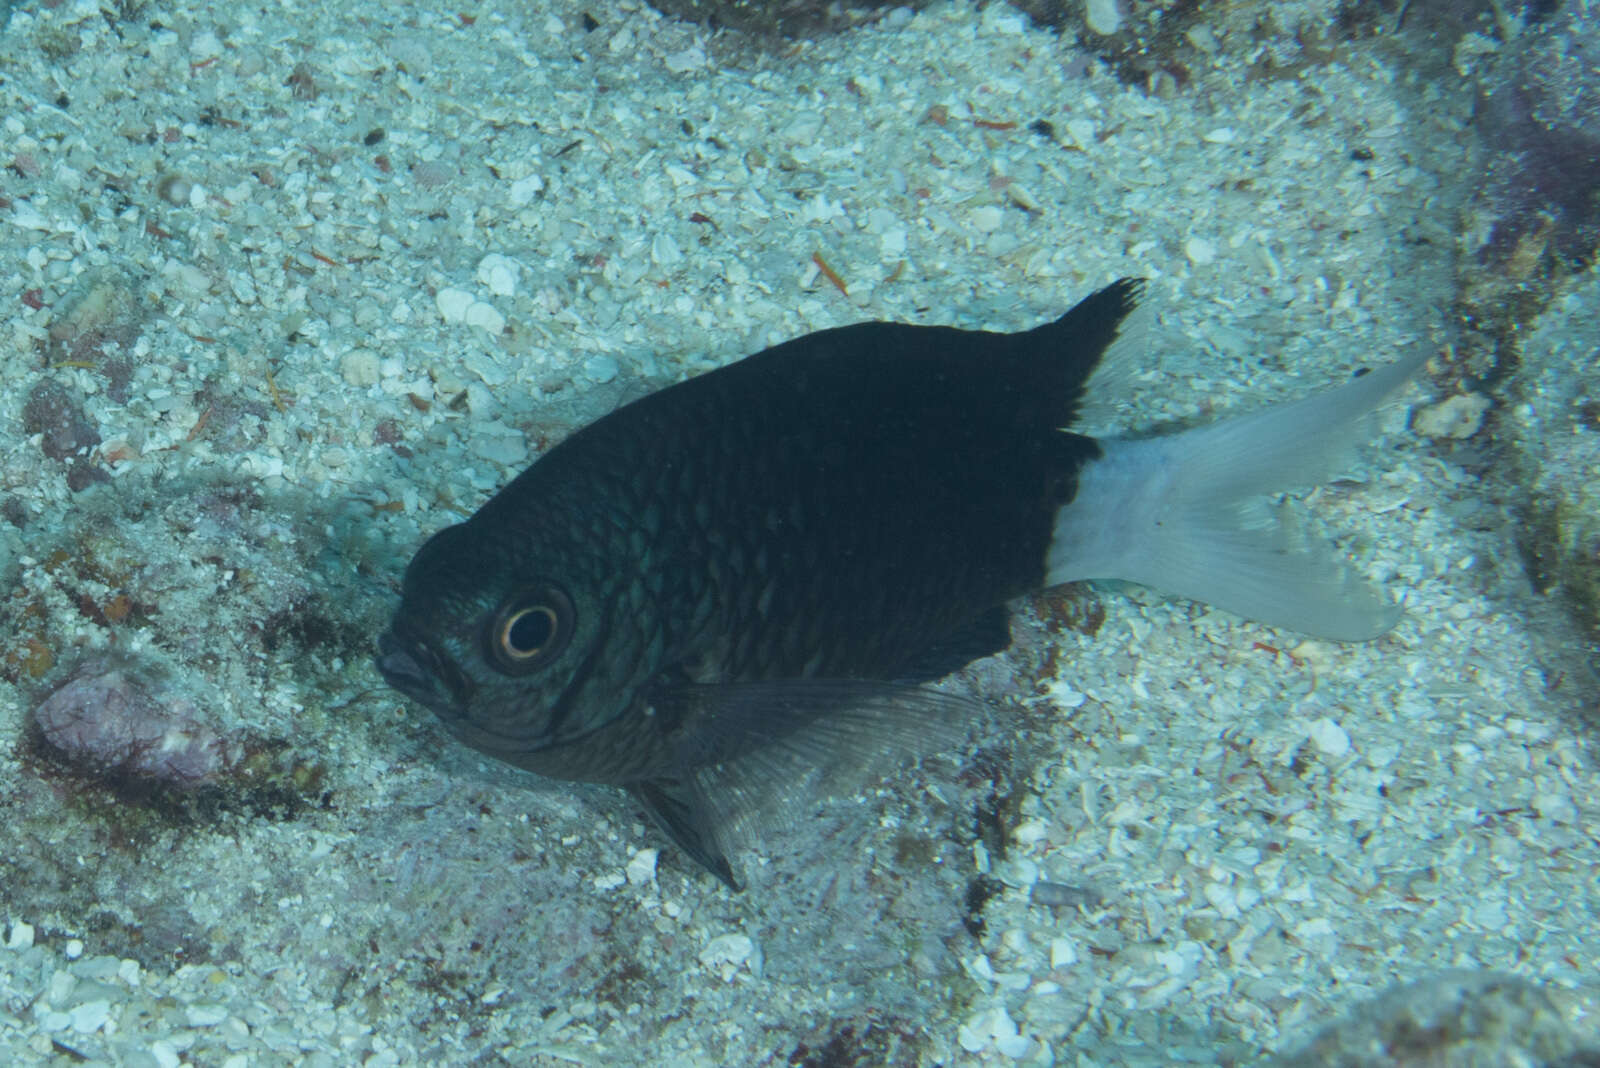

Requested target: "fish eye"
[{"left": 485, "top": 587, "right": 574, "bottom": 673}]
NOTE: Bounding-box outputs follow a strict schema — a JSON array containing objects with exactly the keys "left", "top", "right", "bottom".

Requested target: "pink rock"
[{"left": 33, "top": 662, "right": 240, "bottom": 786}]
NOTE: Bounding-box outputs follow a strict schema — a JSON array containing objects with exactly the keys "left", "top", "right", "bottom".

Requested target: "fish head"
[{"left": 375, "top": 514, "right": 641, "bottom": 767}]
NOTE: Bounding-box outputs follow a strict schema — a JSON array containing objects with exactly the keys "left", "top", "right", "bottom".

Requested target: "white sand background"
[{"left": 1, "top": 0, "right": 1595, "bottom": 1064}]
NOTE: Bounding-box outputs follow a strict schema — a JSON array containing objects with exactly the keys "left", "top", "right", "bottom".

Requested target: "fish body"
[{"left": 377, "top": 280, "right": 1414, "bottom": 887}]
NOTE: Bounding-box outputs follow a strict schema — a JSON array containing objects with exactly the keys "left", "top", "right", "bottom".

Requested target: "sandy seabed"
[{"left": 1, "top": 1, "right": 1596, "bottom": 1064}]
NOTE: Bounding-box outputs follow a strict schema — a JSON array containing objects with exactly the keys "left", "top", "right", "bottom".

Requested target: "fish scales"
[
  {"left": 378, "top": 279, "right": 1417, "bottom": 888},
  {"left": 483, "top": 318, "right": 1109, "bottom": 679}
]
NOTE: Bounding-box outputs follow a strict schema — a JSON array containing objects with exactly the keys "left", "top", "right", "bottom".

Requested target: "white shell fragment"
[
  {"left": 664, "top": 45, "right": 708, "bottom": 73},
  {"left": 651, "top": 232, "right": 683, "bottom": 267},
  {"left": 625, "top": 848, "right": 658, "bottom": 885},
  {"left": 476, "top": 254, "right": 521, "bottom": 297},
  {"left": 11, "top": 200, "right": 49, "bottom": 230},
  {"left": 1307, "top": 716, "right": 1353, "bottom": 758},
  {"left": 1185, "top": 236, "right": 1218, "bottom": 264},
  {"left": 1084, "top": 0, "right": 1122, "bottom": 36},
  {"left": 5, "top": 922, "right": 35, "bottom": 950},
  {"left": 508, "top": 173, "right": 545, "bottom": 205},
  {"left": 435, "top": 287, "right": 474, "bottom": 324},
  {"left": 781, "top": 111, "right": 825, "bottom": 144}
]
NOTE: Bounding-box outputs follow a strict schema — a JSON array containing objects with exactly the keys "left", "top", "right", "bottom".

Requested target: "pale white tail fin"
[{"left": 1047, "top": 357, "right": 1421, "bottom": 641}]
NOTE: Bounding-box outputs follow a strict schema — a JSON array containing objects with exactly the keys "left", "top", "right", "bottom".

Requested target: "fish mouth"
[
  {"left": 375, "top": 628, "right": 568, "bottom": 760},
  {"left": 375, "top": 629, "right": 473, "bottom": 714}
]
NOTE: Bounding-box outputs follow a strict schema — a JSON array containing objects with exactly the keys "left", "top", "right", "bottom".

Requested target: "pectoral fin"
[
  {"left": 635, "top": 679, "right": 989, "bottom": 888},
  {"left": 650, "top": 678, "right": 985, "bottom": 774}
]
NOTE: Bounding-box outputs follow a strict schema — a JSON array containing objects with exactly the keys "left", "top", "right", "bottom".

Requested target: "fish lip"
[
  {"left": 375, "top": 629, "right": 566, "bottom": 758},
  {"left": 375, "top": 628, "right": 473, "bottom": 712}
]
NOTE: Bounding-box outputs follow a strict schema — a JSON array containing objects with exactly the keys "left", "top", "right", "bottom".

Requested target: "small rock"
[
  {"left": 70, "top": 999, "right": 110, "bottom": 1034},
  {"left": 189, "top": 30, "right": 223, "bottom": 62},
  {"left": 1414, "top": 392, "right": 1490, "bottom": 440},
  {"left": 463, "top": 300, "right": 505, "bottom": 335},
  {"left": 23, "top": 381, "right": 100, "bottom": 461},
  {"left": 33, "top": 659, "right": 241, "bottom": 786},
  {"left": 698, "top": 933, "right": 759, "bottom": 980},
  {"left": 340, "top": 349, "right": 381, "bottom": 387},
  {"left": 1031, "top": 881, "right": 1103, "bottom": 909},
  {"left": 996, "top": 1031, "right": 1036, "bottom": 1059},
  {"left": 957, "top": 1018, "right": 989, "bottom": 1053},
  {"left": 781, "top": 111, "right": 824, "bottom": 145},
  {"left": 583, "top": 355, "right": 620, "bottom": 384},
  {"left": 11, "top": 200, "right": 49, "bottom": 230},
  {"left": 1065, "top": 117, "right": 1096, "bottom": 149},
  {"left": 472, "top": 426, "right": 528, "bottom": 466},
  {"left": 969, "top": 205, "right": 1005, "bottom": 233}
]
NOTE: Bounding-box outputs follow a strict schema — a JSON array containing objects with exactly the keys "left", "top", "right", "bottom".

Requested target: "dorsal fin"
[{"left": 1021, "top": 277, "right": 1147, "bottom": 429}]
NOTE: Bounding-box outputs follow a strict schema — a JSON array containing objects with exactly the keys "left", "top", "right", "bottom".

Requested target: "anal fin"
[{"left": 629, "top": 778, "right": 742, "bottom": 891}]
